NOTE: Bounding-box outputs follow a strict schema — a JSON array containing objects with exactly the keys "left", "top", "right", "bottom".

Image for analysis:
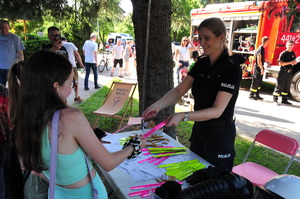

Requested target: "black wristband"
[{"left": 122, "top": 137, "right": 142, "bottom": 159}]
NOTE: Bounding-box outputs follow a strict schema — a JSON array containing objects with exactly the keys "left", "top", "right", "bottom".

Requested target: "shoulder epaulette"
[{"left": 198, "top": 54, "right": 207, "bottom": 60}]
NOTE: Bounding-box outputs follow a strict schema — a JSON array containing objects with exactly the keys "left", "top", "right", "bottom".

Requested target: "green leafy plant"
[{"left": 23, "top": 34, "right": 49, "bottom": 59}]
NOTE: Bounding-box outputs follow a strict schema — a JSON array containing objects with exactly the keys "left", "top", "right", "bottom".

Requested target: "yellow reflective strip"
[
  {"left": 251, "top": 89, "right": 257, "bottom": 92},
  {"left": 281, "top": 92, "right": 288, "bottom": 96},
  {"left": 273, "top": 93, "right": 280, "bottom": 96}
]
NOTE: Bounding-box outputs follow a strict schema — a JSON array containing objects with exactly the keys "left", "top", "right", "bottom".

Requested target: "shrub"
[{"left": 23, "top": 34, "right": 49, "bottom": 60}]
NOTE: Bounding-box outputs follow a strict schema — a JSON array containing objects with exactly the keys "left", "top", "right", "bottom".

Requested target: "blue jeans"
[
  {"left": 0, "top": 69, "right": 9, "bottom": 86},
  {"left": 84, "top": 63, "right": 99, "bottom": 89}
]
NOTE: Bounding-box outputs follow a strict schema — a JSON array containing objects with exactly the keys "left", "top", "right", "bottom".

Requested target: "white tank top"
[{"left": 178, "top": 46, "right": 191, "bottom": 61}]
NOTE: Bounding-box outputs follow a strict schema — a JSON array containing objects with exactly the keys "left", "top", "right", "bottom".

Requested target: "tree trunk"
[{"left": 131, "top": 0, "right": 176, "bottom": 138}]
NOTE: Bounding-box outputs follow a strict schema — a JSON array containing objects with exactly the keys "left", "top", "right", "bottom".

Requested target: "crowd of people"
[
  {"left": 249, "top": 37, "right": 297, "bottom": 105},
  {"left": 0, "top": 22, "right": 143, "bottom": 198},
  {"left": 111, "top": 39, "right": 135, "bottom": 78},
  {"left": 0, "top": 16, "right": 298, "bottom": 198}
]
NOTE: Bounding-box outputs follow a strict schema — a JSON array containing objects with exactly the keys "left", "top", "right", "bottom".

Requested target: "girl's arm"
[
  {"left": 175, "top": 48, "right": 179, "bottom": 62},
  {"left": 62, "top": 109, "right": 145, "bottom": 172},
  {"left": 188, "top": 40, "right": 197, "bottom": 51}
]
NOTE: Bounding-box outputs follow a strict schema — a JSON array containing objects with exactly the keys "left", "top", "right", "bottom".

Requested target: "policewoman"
[{"left": 143, "top": 17, "right": 244, "bottom": 171}]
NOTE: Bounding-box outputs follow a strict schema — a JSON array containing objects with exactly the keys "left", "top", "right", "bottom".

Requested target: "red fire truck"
[{"left": 190, "top": 1, "right": 300, "bottom": 101}]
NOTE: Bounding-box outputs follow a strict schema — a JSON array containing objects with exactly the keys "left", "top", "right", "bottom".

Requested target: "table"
[{"left": 99, "top": 130, "right": 211, "bottom": 199}]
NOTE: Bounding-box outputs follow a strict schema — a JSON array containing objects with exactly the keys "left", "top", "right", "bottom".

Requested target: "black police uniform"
[
  {"left": 250, "top": 45, "right": 265, "bottom": 99},
  {"left": 273, "top": 50, "right": 296, "bottom": 103},
  {"left": 188, "top": 50, "right": 244, "bottom": 171}
]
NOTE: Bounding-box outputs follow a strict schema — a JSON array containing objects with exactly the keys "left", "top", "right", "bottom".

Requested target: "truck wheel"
[{"left": 290, "top": 71, "right": 300, "bottom": 102}]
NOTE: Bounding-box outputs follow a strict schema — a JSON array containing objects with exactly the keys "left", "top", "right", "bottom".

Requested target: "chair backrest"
[
  {"left": 244, "top": 129, "right": 299, "bottom": 174},
  {"left": 93, "top": 82, "right": 137, "bottom": 115},
  {"left": 255, "top": 129, "right": 299, "bottom": 156}
]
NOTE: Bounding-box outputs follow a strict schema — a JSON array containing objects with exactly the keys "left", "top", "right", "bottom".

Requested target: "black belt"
[{"left": 197, "top": 117, "right": 235, "bottom": 128}]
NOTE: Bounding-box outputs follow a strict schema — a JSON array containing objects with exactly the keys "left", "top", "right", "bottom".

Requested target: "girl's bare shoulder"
[
  {"left": 58, "top": 108, "right": 90, "bottom": 136},
  {"left": 60, "top": 107, "right": 85, "bottom": 122}
]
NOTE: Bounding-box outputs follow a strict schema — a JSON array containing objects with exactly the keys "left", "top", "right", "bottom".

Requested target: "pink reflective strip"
[
  {"left": 128, "top": 189, "right": 149, "bottom": 196},
  {"left": 153, "top": 156, "right": 170, "bottom": 165},
  {"left": 140, "top": 188, "right": 156, "bottom": 197},
  {"left": 130, "top": 183, "right": 164, "bottom": 190},
  {"left": 148, "top": 157, "right": 161, "bottom": 163},
  {"left": 112, "top": 124, "right": 130, "bottom": 134},
  {"left": 142, "top": 121, "right": 166, "bottom": 139},
  {"left": 138, "top": 157, "right": 154, "bottom": 163},
  {"left": 130, "top": 181, "right": 183, "bottom": 190}
]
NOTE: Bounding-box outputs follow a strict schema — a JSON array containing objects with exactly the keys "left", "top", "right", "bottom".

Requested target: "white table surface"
[{"left": 98, "top": 130, "right": 211, "bottom": 199}]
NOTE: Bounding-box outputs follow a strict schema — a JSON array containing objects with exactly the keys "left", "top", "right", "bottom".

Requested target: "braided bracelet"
[{"left": 122, "top": 137, "right": 142, "bottom": 159}]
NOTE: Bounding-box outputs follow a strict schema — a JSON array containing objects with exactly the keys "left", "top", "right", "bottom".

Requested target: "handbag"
[{"left": 49, "top": 110, "right": 98, "bottom": 199}]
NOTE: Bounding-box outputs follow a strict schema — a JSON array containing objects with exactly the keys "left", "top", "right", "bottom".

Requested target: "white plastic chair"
[{"left": 232, "top": 129, "right": 299, "bottom": 186}]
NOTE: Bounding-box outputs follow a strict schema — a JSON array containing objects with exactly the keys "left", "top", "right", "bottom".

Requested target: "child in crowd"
[{"left": 189, "top": 50, "right": 200, "bottom": 71}]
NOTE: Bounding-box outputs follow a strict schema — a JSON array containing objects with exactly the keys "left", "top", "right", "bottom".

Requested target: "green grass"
[{"left": 76, "top": 80, "right": 300, "bottom": 177}]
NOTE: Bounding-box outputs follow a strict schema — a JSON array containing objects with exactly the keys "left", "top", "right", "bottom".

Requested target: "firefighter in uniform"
[
  {"left": 143, "top": 18, "right": 245, "bottom": 172},
  {"left": 249, "top": 36, "right": 269, "bottom": 100},
  {"left": 273, "top": 40, "right": 297, "bottom": 105}
]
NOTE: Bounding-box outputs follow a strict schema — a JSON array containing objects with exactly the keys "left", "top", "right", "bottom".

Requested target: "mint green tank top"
[{"left": 41, "top": 126, "right": 91, "bottom": 185}]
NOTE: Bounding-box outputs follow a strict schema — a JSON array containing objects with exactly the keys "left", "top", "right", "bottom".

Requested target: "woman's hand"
[
  {"left": 142, "top": 102, "right": 162, "bottom": 119},
  {"left": 165, "top": 112, "right": 185, "bottom": 127}
]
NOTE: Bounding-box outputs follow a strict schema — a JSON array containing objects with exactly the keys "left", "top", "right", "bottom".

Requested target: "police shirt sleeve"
[{"left": 219, "top": 65, "right": 241, "bottom": 94}]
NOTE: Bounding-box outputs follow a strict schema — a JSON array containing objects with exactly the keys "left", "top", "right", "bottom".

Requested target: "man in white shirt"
[
  {"left": 82, "top": 33, "right": 100, "bottom": 90},
  {"left": 111, "top": 39, "right": 124, "bottom": 78},
  {"left": 62, "top": 37, "right": 85, "bottom": 102}
]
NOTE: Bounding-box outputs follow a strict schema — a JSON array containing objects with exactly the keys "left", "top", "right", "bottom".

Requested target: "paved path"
[
  {"left": 67, "top": 56, "right": 137, "bottom": 106},
  {"left": 235, "top": 89, "right": 300, "bottom": 160}
]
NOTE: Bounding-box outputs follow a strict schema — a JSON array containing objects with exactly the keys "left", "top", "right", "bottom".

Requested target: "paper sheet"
[
  {"left": 101, "top": 131, "right": 206, "bottom": 182},
  {"left": 128, "top": 117, "right": 142, "bottom": 125}
]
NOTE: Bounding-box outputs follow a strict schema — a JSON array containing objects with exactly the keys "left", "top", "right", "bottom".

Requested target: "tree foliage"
[
  {"left": 171, "top": 0, "right": 202, "bottom": 41},
  {"left": 0, "top": 0, "right": 124, "bottom": 49},
  {"left": 114, "top": 13, "right": 135, "bottom": 37},
  {"left": 22, "top": 34, "right": 48, "bottom": 59},
  {"left": 0, "top": 0, "right": 71, "bottom": 20},
  {"left": 96, "top": 0, "right": 124, "bottom": 46}
]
